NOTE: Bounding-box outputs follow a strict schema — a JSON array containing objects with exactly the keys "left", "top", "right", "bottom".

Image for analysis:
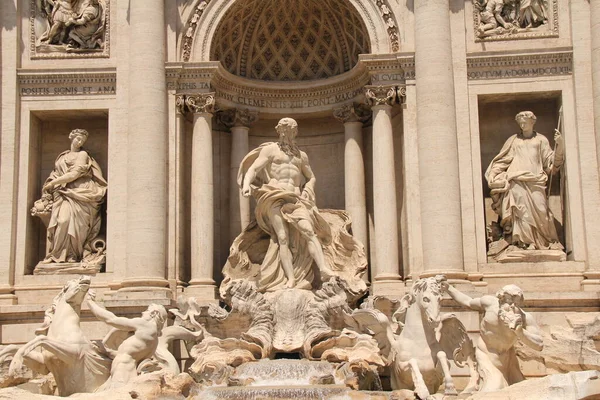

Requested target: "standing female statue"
[{"left": 32, "top": 129, "right": 107, "bottom": 273}]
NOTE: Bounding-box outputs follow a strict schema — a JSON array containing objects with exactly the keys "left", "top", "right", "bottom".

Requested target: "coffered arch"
[{"left": 183, "top": 0, "right": 394, "bottom": 65}]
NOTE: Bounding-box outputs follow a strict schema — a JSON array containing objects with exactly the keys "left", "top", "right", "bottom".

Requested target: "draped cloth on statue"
[
  {"left": 45, "top": 150, "right": 107, "bottom": 263},
  {"left": 221, "top": 143, "right": 367, "bottom": 295},
  {"left": 485, "top": 133, "right": 560, "bottom": 249}
]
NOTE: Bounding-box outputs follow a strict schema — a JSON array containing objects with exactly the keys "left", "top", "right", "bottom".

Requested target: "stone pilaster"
[
  {"left": 219, "top": 109, "right": 258, "bottom": 243},
  {"left": 414, "top": 0, "right": 465, "bottom": 279},
  {"left": 0, "top": 0, "right": 18, "bottom": 304},
  {"left": 365, "top": 86, "right": 402, "bottom": 287},
  {"left": 122, "top": 0, "right": 170, "bottom": 293},
  {"left": 186, "top": 93, "right": 218, "bottom": 300},
  {"left": 333, "top": 104, "right": 370, "bottom": 258}
]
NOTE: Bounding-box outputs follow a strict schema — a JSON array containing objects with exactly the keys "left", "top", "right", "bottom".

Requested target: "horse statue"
[
  {"left": 348, "top": 275, "right": 478, "bottom": 399},
  {"left": 8, "top": 276, "right": 111, "bottom": 396}
]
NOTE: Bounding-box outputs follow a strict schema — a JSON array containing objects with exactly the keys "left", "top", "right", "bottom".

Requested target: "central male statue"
[
  {"left": 222, "top": 117, "right": 366, "bottom": 294},
  {"left": 240, "top": 118, "right": 334, "bottom": 288}
]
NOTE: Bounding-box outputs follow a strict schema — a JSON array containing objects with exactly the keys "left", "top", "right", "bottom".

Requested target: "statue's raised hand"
[
  {"left": 554, "top": 129, "right": 564, "bottom": 146},
  {"left": 87, "top": 289, "right": 96, "bottom": 301}
]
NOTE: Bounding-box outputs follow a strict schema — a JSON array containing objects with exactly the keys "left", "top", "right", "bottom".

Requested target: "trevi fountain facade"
[{"left": 0, "top": 0, "right": 599, "bottom": 399}]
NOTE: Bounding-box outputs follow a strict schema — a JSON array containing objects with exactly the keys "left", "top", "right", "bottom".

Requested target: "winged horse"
[
  {"left": 349, "top": 275, "right": 478, "bottom": 399},
  {"left": 8, "top": 276, "right": 111, "bottom": 396}
]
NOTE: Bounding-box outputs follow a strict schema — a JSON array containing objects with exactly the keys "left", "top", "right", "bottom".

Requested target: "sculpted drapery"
[
  {"left": 36, "top": 130, "right": 107, "bottom": 264},
  {"left": 485, "top": 113, "right": 563, "bottom": 250}
]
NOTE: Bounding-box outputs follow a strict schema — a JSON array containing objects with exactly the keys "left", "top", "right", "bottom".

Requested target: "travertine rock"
[
  {"left": 517, "top": 314, "right": 600, "bottom": 373},
  {"left": 467, "top": 370, "right": 600, "bottom": 400}
]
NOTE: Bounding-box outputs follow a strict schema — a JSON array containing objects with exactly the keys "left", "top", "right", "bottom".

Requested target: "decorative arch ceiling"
[{"left": 210, "top": 0, "right": 371, "bottom": 81}]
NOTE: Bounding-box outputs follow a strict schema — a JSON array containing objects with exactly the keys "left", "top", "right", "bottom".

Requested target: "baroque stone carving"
[
  {"left": 473, "top": 0, "right": 558, "bottom": 41},
  {"left": 185, "top": 93, "right": 216, "bottom": 114},
  {"left": 348, "top": 276, "right": 478, "bottom": 399},
  {"left": 225, "top": 117, "right": 367, "bottom": 293},
  {"left": 485, "top": 111, "right": 566, "bottom": 262},
  {"left": 31, "top": 129, "right": 108, "bottom": 275},
  {"left": 333, "top": 103, "right": 371, "bottom": 124},
  {"left": 8, "top": 276, "right": 112, "bottom": 396},
  {"left": 86, "top": 298, "right": 168, "bottom": 390},
  {"left": 217, "top": 108, "right": 259, "bottom": 128},
  {"left": 364, "top": 85, "right": 398, "bottom": 106},
  {"left": 31, "top": 0, "right": 109, "bottom": 58},
  {"left": 182, "top": 0, "right": 212, "bottom": 62},
  {"left": 373, "top": 0, "right": 400, "bottom": 52},
  {"left": 445, "top": 282, "right": 544, "bottom": 392}
]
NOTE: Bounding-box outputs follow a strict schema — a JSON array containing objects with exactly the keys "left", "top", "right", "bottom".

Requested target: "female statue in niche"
[{"left": 31, "top": 129, "right": 107, "bottom": 274}]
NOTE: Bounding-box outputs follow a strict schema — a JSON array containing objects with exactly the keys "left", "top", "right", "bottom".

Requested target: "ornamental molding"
[
  {"left": 29, "top": 0, "right": 110, "bottom": 59},
  {"left": 18, "top": 69, "right": 116, "bottom": 96},
  {"left": 466, "top": 51, "right": 572, "bottom": 80},
  {"left": 373, "top": 0, "right": 400, "bottom": 52},
  {"left": 182, "top": 0, "right": 212, "bottom": 62},
  {"left": 185, "top": 93, "right": 216, "bottom": 114},
  {"left": 472, "top": 0, "right": 559, "bottom": 42}
]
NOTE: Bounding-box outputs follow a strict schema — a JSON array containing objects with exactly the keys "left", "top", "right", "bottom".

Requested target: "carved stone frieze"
[
  {"left": 217, "top": 109, "right": 259, "bottom": 128},
  {"left": 473, "top": 0, "right": 558, "bottom": 42},
  {"left": 30, "top": 0, "right": 110, "bottom": 59},
  {"left": 18, "top": 70, "right": 116, "bottom": 97},
  {"left": 373, "top": 0, "right": 400, "bottom": 52},
  {"left": 333, "top": 104, "right": 371, "bottom": 124},
  {"left": 364, "top": 85, "right": 397, "bottom": 107},
  {"left": 185, "top": 93, "right": 216, "bottom": 114},
  {"left": 182, "top": 0, "right": 212, "bottom": 62},
  {"left": 467, "top": 51, "right": 572, "bottom": 80}
]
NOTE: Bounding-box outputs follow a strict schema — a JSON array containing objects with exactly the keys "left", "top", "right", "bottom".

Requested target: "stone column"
[
  {"left": 122, "top": 0, "right": 170, "bottom": 291},
  {"left": 593, "top": 0, "right": 600, "bottom": 192},
  {"left": 186, "top": 94, "right": 217, "bottom": 300},
  {"left": 366, "top": 86, "right": 402, "bottom": 285},
  {"left": 333, "top": 104, "right": 370, "bottom": 256},
  {"left": 414, "top": 0, "right": 465, "bottom": 278},
  {"left": 219, "top": 109, "right": 258, "bottom": 243}
]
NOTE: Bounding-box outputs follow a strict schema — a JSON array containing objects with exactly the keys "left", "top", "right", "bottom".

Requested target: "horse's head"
[
  {"left": 62, "top": 275, "right": 92, "bottom": 306},
  {"left": 411, "top": 276, "right": 445, "bottom": 327}
]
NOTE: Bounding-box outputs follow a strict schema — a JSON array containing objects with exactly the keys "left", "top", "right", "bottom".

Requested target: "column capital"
[
  {"left": 333, "top": 103, "right": 371, "bottom": 124},
  {"left": 218, "top": 108, "right": 259, "bottom": 128},
  {"left": 365, "top": 85, "right": 397, "bottom": 107},
  {"left": 185, "top": 93, "right": 216, "bottom": 114},
  {"left": 175, "top": 94, "right": 187, "bottom": 115}
]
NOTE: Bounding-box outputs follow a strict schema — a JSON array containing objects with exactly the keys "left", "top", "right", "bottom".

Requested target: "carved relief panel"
[
  {"left": 473, "top": 0, "right": 558, "bottom": 41},
  {"left": 30, "top": 0, "right": 110, "bottom": 58}
]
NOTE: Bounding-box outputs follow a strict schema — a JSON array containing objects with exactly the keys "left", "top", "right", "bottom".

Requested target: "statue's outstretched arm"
[
  {"left": 242, "top": 147, "right": 271, "bottom": 195},
  {"left": 87, "top": 298, "right": 137, "bottom": 332}
]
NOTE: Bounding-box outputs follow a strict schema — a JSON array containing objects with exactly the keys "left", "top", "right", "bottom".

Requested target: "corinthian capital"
[
  {"left": 185, "top": 93, "right": 216, "bottom": 114},
  {"left": 218, "top": 108, "right": 259, "bottom": 128},
  {"left": 333, "top": 103, "right": 371, "bottom": 124},
  {"left": 175, "top": 95, "right": 187, "bottom": 115},
  {"left": 364, "top": 85, "right": 397, "bottom": 107}
]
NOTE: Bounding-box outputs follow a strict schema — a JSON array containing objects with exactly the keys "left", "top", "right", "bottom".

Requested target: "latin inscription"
[
  {"left": 467, "top": 66, "right": 571, "bottom": 80},
  {"left": 20, "top": 85, "right": 116, "bottom": 96},
  {"left": 216, "top": 88, "right": 362, "bottom": 109}
]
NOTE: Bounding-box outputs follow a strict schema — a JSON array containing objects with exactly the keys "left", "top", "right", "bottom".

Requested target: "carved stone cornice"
[
  {"left": 466, "top": 51, "right": 572, "bottom": 80},
  {"left": 217, "top": 108, "right": 259, "bottom": 128},
  {"left": 185, "top": 93, "right": 216, "bottom": 114},
  {"left": 333, "top": 104, "right": 371, "bottom": 124},
  {"left": 18, "top": 69, "right": 116, "bottom": 97},
  {"left": 365, "top": 85, "right": 397, "bottom": 107}
]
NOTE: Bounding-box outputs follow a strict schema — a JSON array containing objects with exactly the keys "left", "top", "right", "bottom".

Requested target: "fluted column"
[
  {"left": 219, "top": 109, "right": 258, "bottom": 243},
  {"left": 366, "top": 86, "right": 402, "bottom": 285},
  {"left": 186, "top": 94, "right": 217, "bottom": 299},
  {"left": 415, "top": 0, "right": 465, "bottom": 278},
  {"left": 123, "top": 0, "right": 169, "bottom": 290},
  {"left": 333, "top": 104, "right": 370, "bottom": 256}
]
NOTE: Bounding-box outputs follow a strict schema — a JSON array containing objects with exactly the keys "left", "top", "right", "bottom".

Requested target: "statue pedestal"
[{"left": 33, "top": 261, "right": 104, "bottom": 275}]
